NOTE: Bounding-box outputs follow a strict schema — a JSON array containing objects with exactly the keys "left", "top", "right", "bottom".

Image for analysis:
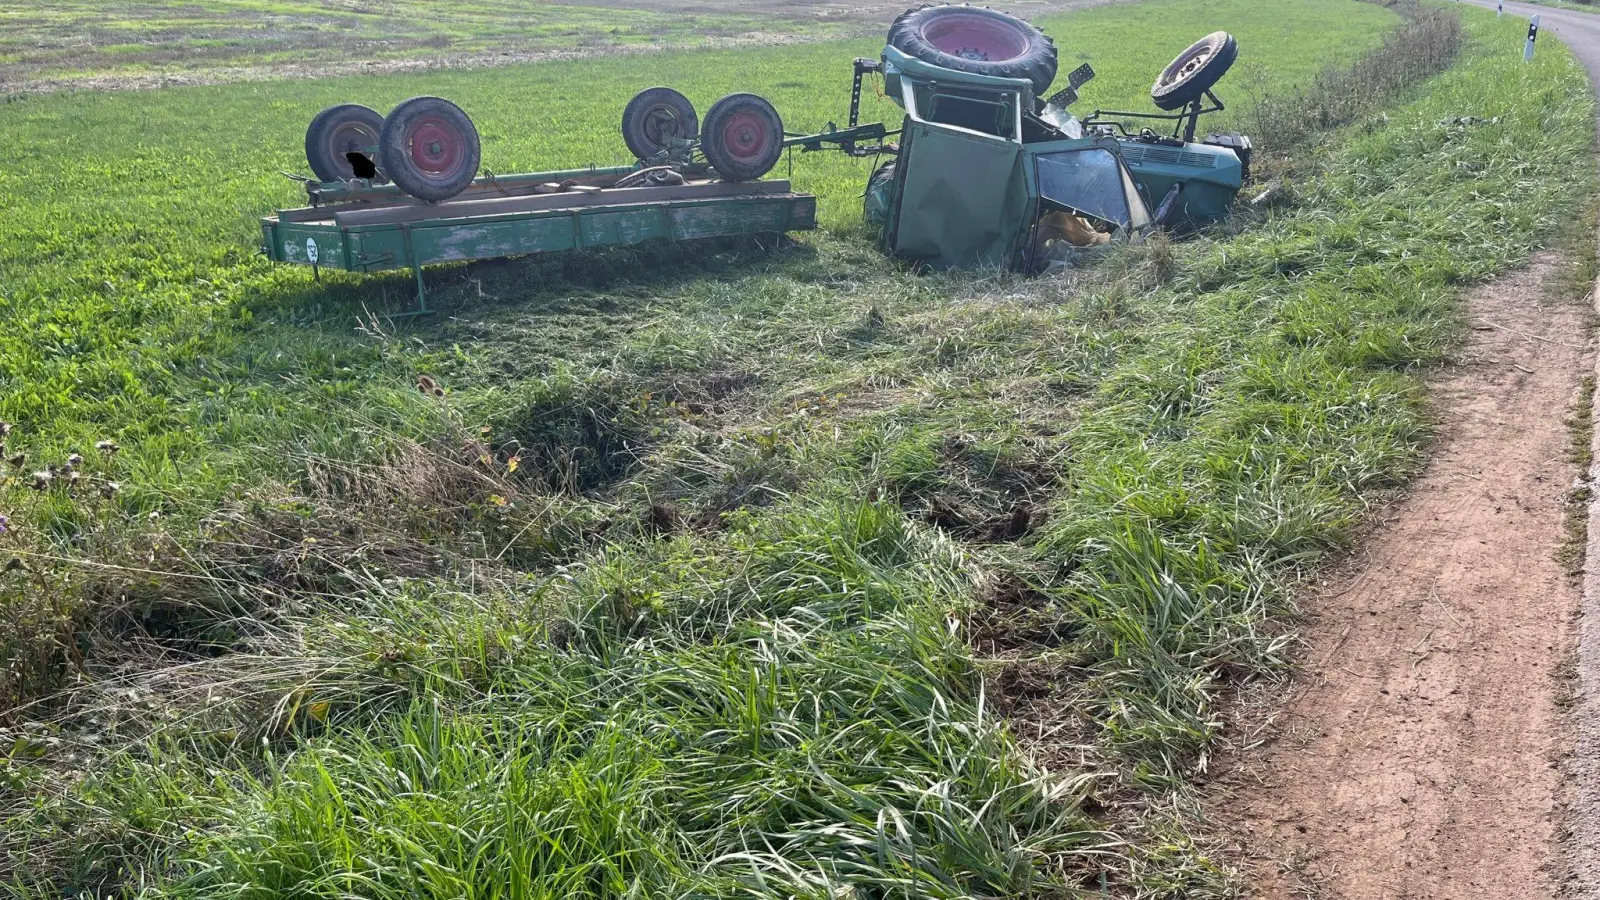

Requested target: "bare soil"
[{"left": 1209, "top": 253, "right": 1589, "bottom": 899}]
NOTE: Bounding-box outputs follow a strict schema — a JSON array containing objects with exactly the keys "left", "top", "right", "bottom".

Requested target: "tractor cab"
[
  {"left": 873, "top": 46, "right": 1151, "bottom": 270},
  {"left": 866, "top": 6, "right": 1251, "bottom": 271}
]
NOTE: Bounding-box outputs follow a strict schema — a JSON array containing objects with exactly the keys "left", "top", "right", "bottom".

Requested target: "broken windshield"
[{"left": 1034, "top": 147, "right": 1148, "bottom": 230}]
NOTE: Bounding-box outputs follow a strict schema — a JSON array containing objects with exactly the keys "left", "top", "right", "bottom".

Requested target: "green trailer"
[{"left": 261, "top": 166, "right": 817, "bottom": 315}]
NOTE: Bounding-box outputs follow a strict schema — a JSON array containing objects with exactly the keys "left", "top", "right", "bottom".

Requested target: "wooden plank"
[
  {"left": 274, "top": 178, "right": 631, "bottom": 224},
  {"left": 304, "top": 163, "right": 712, "bottom": 206},
  {"left": 405, "top": 196, "right": 797, "bottom": 264},
  {"left": 332, "top": 180, "right": 792, "bottom": 228},
  {"left": 278, "top": 206, "right": 339, "bottom": 224},
  {"left": 671, "top": 201, "right": 793, "bottom": 240},
  {"left": 266, "top": 220, "right": 349, "bottom": 269},
  {"left": 265, "top": 193, "right": 817, "bottom": 272}
]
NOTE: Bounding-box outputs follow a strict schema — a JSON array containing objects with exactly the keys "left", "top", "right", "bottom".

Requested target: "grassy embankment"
[{"left": 1, "top": 0, "right": 1594, "bottom": 896}]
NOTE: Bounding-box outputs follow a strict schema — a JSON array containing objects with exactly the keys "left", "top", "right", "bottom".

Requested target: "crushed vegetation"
[{"left": 1, "top": 3, "right": 1597, "bottom": 898}]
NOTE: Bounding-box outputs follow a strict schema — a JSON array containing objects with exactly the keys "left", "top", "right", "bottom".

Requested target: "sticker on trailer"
[{"left": 305, "top": 238, "right": 319, "bottom": 264}]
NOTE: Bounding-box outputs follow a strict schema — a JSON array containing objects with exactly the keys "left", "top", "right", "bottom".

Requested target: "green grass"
[
  {"left": 0, "top": 0, "right": 1396, "bottom": 470},
  {"left": 0, "top": 0, "right": 856, "bottom": 89},
  {"left": 2, "top": 0, "right": 1596, "bottom": 896}
]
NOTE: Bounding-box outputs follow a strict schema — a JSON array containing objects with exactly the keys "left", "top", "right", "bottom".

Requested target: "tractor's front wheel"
[
  {"left": 379, "top": 96, "right": 481, "bottom": 202},
  {"left": 701, "top": 93, "right": 784, "bottom": 182},
  {"left": 1151, "top": 32, "right": 1238, "bottom": 111}
]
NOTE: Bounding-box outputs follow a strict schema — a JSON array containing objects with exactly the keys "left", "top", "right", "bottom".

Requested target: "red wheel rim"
[
  {"left": 719, "top": 110, "right": 773, "bottom": 163},
  {"left": 919, "top": 13, "right": 1029, "bottom": 62},
  {"left": 407, "top": 117, "right": 466, "bottom": 180}
]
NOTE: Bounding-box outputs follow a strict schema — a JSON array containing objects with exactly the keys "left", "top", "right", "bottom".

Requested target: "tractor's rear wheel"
[
  {"left": 887, "top": 4, "right": 1057, "bottom": 96},
  {"left": 379, "top": 96, "right": 481, "bottom": 202},
  {"left": 864, "top": 160, "right": 897, "bottom": 226},
  {"left": 305, "top": 104, "right": 387, "bottom": 184},
  {"left": 1151, "top": 31, "right": 1237, "bottom": 111},
  {"left": 622, "top": 87, "right": 698, "bottom": 161},
  {"left": 701, "top": 93, "right": 784, "bottom": 182}
]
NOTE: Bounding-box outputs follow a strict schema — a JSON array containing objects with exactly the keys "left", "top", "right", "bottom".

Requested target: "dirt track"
[
  {"left": 1212, "top": 255, "right": 1591, "bottom": 898},
  {"left": 1210, "top": 3, "right": 1600, "bottom": 896}
]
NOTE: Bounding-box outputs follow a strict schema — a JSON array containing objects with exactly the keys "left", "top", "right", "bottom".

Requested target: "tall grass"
[
  {"left": 1244, "top": 0, "right": 1464, "bottom": 153},
  {"left": 1, "top": 3, "right": 1596, "bottom": 898},
  {"left": 0, "top": 0, "right": 1401, "bottom": 718}
]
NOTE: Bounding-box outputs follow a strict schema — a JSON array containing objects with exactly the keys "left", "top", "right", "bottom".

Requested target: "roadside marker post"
[
  {"left": 1526, "top": 15, "right": 1539, "bottom": 61},
  {"left": 1497, "top": 1, "right": 1502, "bottom": 17}
]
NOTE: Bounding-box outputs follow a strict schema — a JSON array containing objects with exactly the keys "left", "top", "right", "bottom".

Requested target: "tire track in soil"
[{"left": 1209, "top": 253, "right": 1590, "bottom": 899}]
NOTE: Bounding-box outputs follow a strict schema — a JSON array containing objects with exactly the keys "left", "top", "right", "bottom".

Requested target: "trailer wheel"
[
  {"left": 1151, "top": 32, "right": 1237, "bottom": 111},
  {"left": 305, "top": 104, "right": 387, "bottom": 184},
  {"left": 622, "top": 87, "right": 698, "bottom": 161},
  {"left": 887, "top": 5, "right": 1057, "bottom": 96},
  {"left": 701, "top": 93, "right": 784, "bottom": 182},
  {"left": 379, "top": 96, "right": 481, "bottom": 202}
]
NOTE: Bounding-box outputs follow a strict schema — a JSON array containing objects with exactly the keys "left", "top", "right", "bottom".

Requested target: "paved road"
[
  {"left": 1461, "top": 0, "right": 1600, "bottom": 89},
  {"left": 1459, "top": 0, "right": 1600, "bottom": 893}
]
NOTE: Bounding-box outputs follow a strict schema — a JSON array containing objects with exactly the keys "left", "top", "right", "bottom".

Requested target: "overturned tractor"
[
  {"left": 608, "top": 5, "right": 1250, "bottom": 269},
  {"left": 859, "top": 5, "right": 1249, "bottom": 269}
]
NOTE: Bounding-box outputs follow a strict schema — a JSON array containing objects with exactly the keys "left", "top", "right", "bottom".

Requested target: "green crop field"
[
  {"left": 0, "top": 0, "right": 1594, "bottom": 896},
  {"left": 0, "top": 0, "right": 859, "bottom": 90}
]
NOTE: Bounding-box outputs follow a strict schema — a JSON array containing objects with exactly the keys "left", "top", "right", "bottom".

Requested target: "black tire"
[
  {"left": 701, "top": 93, "right": 784, "bottom": 182},
  {"left": 305, "top": 104, "right": 387, "bottom": 184},
  {"left": 1151, "top": 31, "right": 1238, "bottom": 111},
  {"left": 887, "top": 4, "right": 1057, "bottom": 96},
  {"left": 379, "top": 96, "right": 481, "bottom": 202},
  {"left": 622, "top": 87, "right": 698, "bottom": 161},
  {"left": 864, "top": 160, "right": 897, "bottom": 225}
]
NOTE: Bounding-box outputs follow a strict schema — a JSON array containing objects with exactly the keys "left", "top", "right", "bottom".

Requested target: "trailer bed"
[{"left": 261, "top": 173, "right": 817, "bottom": 312}]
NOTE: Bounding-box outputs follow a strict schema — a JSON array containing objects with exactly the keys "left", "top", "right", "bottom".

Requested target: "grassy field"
[
  {"left": 0, "top": 0, "right": 856, "bottom": 90},
  {"left": 1, "top": 0, "right": 1594, "bottom": 896},
  {"left": 0, "top": 0, "right": 1397, "bottom": 504}
]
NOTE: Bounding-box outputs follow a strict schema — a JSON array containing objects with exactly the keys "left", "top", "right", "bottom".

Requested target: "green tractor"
[
  {"left": 861, "top": 5, "right": 1250, "bottom": 270},
  {"left": 623, "top": 4, "right": 1251, "bottom": 272}
]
